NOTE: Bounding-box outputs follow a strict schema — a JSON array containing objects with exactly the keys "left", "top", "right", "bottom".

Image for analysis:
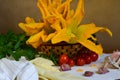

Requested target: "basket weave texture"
[{"left": 37, "top": 42, "right": 82, "bottom": 55}]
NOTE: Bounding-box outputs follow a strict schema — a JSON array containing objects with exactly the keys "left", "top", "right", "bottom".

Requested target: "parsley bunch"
[{"left": 0, "top": 31, "right": 37, "bottom": 60}]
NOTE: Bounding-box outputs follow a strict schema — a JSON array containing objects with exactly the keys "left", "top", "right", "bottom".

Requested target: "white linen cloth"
[{"left": 0, "top": 57, "right": 38, "bottom": 80}]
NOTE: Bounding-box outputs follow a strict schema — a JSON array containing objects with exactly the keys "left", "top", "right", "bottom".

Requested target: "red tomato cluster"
[
  {"left": 59, "top": 54, "right": 69, "bottom": 65},
  {"left": 59, "top": 51, "right": 98, "bottom": 66}
]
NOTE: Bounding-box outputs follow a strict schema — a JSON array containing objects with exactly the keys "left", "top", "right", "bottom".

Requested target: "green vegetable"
[
  {"left": 0, "top": 30, "right": 37, "bottom": 60},
  {"left": 39, "top": 51, "right": 59, "bottom": 65}
]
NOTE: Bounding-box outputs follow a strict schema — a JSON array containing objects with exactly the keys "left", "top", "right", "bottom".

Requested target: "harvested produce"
[
  {"left": 31, "top": 57, "right": 86, "bottom": 80},
  {"left": 18, "top": 0, "right": 112, "bottom": 55},
  {"left": 97, "top": 66, "right": 109, "bottom": 74},
  {"left": 68, "top": 58, "right": 75, "bottom": 67},
  {"left": 76, "top": 57, "right": 85, "bottom": 66},
  {"left": 83, "top": 71, "right": 94, "bottom": 77},
  {"left": 59, "top": 53, "right": 69, "bottom": 65},
  {"left": 57, "top": 51, "right": 99, "bottom": 66},
  {"left": 60, "top": 63, "right": 71, "bottom": 71},
  {"left": 90, "top": 52, "right": 98, "bottom": 61},
  {"left": 97, "top": 51, "right": 120, "bottom": 74},
  {"left": 0, "top": 31, "right": 36, "bottom": 60}
]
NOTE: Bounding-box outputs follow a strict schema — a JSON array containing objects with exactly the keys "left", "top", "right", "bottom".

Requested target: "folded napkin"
[{"left": 0, "top": 57, "right": 38, "bottom": 80}]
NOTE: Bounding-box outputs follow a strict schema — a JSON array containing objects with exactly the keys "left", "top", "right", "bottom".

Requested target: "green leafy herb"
[
  {"left": 0, "top": 30, "right": 37, "bottom": 60},
  {"left": 39, "top": 51, "right": 59, "bottom": 65}
]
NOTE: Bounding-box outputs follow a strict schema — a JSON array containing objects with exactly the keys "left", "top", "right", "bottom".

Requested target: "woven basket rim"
[{"left": 40, "top": 42, "right": 81, "bottom": 46}]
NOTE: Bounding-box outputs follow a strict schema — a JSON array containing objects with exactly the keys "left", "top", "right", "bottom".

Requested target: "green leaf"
[
  {"left": 39, "top": 51, "right": 59, "bottom": 65},
  {"left": 0, "top": 30, "right": 36, "bottom": 60},
  {"left": 14, "top": 41, "right": 21, "bottom": 50},
  {"left": 12, "top": 48, "right": 35, "bottom": 61},
  {"left": 0, "top": 34, "right": 6, "bottom": 46}
]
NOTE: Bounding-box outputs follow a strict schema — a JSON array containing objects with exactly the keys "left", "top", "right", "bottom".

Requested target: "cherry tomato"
[
  {"left": 80, "top": 53, "right": 88, "bottom": 58},
  {"left": 85, "top": 56, "right": 92, "bottom": 64},
  {"left": 76, "top": 57, "right": 85, "bottom": 66},
  {"left": 68, "top": 58, "right": 75, "bottom": 67},
  {"left": 59, "top": 54, "right": 69, "bottom": 65},
  {"left": 90, "top": 52, "right": 98, "bottom": 61}
]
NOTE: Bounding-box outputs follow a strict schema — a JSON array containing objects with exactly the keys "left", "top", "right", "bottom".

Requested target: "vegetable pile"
[
  {"left": 0, "top": 31, "right": 36, "bottom": 60},
  {"left": 58, "top": 49, "right": 98, "bottom": 67},
  {"left": 39, "top": 47, "right": 99, "bottom": 66},
  {"left": 0, "top": 0, "right": 113, "bottom": 68},
  {"left": 18, "top": 0, "right": 112, "bottom": 55}
]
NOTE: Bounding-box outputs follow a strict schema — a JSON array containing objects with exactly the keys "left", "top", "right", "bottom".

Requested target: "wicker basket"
[{"left": 37, "top": 42, "right": 83, "bottom": 56}]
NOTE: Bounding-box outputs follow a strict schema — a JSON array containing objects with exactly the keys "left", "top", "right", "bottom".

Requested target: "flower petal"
[{"left": 51, "top": 28, "right": 70, "bottom": 44}]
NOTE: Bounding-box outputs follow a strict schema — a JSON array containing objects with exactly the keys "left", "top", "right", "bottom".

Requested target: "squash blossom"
[{"left": 18, "top": 0, "right": 112, "bottom": 55}]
